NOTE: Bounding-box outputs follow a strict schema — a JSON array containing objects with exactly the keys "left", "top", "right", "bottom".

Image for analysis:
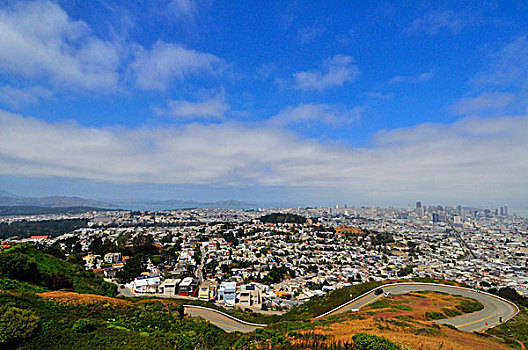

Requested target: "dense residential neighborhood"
[{"left": 1, "top": 205, "right": 526, "bottom": 313}]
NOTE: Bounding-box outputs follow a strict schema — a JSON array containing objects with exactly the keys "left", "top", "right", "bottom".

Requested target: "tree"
[
  {"left": 116, "top": 254, "right": 148, "bottom": 283},
  {"left": 0, "top": 306, "right": 39, "bottom": 344},
  {"left": 45, "top": 272, "right": 73, "bottom": 290},
  {"left": 130, "top": 234, "right": 158, "bottom": 255},
  {"left": 44, "top": 243, "right": 66, "bottom": 260},
  {"left": 89, "top": 237, "right": 105, "bottom": 255},
  {"left": 0, "top": 252, "right": 40, "bottom": 284}
]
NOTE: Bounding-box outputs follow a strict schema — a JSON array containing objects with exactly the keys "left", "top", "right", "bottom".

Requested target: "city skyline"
[{"left": 0, "top": 1, "right": 527, "bottom": 210}]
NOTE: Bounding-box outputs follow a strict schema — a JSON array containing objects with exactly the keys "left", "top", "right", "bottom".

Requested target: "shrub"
[
  {"left": 45, "top": 272, "right": 74, "bottom": 290},
  {"left": 71, "top": 319, "right": 96, "bottom": 333},
  {"left": 0, "top": 306, "right": 39, "bottom": 344},
  {"left": 425, "top": 311, "right": 446, "bottom": 320},
  {"left": 352, "top": 333, "right": 401, "bottom": 350},
  {"left": 456, "top": 300, "right": 484, "bottom": 313},
  {"left": 442, "top": 307, "right": 462, "bottom": 317},
  {"left": 0, "top": 252, "right": 41, "bottom": 284}
]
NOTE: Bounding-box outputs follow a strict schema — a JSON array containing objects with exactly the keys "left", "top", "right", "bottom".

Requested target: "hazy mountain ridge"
[
  {"left": 0, "top": 194, "right": 117, "bottom": 208},
  {"left": 0, "top": 191, "right": 259, "bottom": 210},
  {"left": 0, "top": 206, "right": 112, "bottom": 216},
  {"left": 119, "top": 199, "right": 259, "bottom": 209}
]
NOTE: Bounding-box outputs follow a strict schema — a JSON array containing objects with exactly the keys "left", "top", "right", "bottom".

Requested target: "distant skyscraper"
[
  {"left": 432, "top": 213, "right": 439, "bottom": 223},
  {"left": 503, "top": 205, "right": 508, "bottom": 216},
  {"left": 416, "top": 201, "right": 422, "bottom": 209}
]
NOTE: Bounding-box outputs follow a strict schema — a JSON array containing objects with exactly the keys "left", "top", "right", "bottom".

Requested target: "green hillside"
[
  {"left": 0, "top": 245, "right": 116, "bottom": 296},
  {"left": 0, "top": 245, "right": 229, "bottom": 349}
]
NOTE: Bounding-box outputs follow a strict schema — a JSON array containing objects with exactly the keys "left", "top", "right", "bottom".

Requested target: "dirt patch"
[{"left": 38, "top": 291, "right": 130, "bottom": 306}]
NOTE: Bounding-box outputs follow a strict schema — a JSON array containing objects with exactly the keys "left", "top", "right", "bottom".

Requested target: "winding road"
[
  {"left": 184, "top": 282, "right": 519, "bottom": 333},
  {"left": 319, "top": 283, "right": 519, "bottom": 332},
  {"left": 184, "top": 305, "right": 266, "bottom": 333}
]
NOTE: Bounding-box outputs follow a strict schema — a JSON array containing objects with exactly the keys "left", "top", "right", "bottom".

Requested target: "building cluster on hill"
[{"left": 1, "top": 204, "right": 526, "bottom": 309}]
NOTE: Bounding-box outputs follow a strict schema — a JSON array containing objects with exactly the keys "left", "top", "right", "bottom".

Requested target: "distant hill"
[
  {"left": 120, "top": 199, "right": 258, "bottom": 210},
  {"left": 0, "top": 195, "right": 117, "bottom": 208},
  {"left": 0, "top": 190, "right": 17, "bottom": 197},
  {"left": 0, "top": 206, "right": 112, "bottom": 217},
  {"left": 212, "top": 200, "right": 256, "bottom": 207}
]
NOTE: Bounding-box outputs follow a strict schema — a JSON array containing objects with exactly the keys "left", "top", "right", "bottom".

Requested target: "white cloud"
[
  {"left": 294, "top": 55, "right": 359, "bottom": 91},
  {"left": 407, "top": 10, "right": 466, "bottom": 35},
  {"left": 453, "top": 36, "right": 528, "bottom": 116},
  {"left": 297, "top": 27, "right": 322, "bottom": 44},
  {"left": 0, "top": 1, "right": 120, "bottom": 89},
  {"left": 153, "top": 97, "right": 229, "bottom": 120},
  {"left": 169, "top": 0, "right": 198, "bottom": 18},
  {"left": 366, "top": 91, "right": 394, "bottom": 99},
  {"left": 451, "top": 92, "right": 515, "bottom": 115},
  {"left": 386, "top": 71, "right": 434, "bottom": 85},
  {"left": 0, "top": 110, "right": 526, "bottom": 205},
  {"left": 168, "top": 0, "right": 212, "bottom": 22},
  {"left": 471, "top": 36, "right": 528, "bottom": 91},
  {"left": 132, "top": 41, "right": 225, "bottom": 90},
  {"left": 269, "top": 104, "right": 363, "bottom": 127},
  {"left": 0, "top": 85, "right": 53, "bottom": 107}
]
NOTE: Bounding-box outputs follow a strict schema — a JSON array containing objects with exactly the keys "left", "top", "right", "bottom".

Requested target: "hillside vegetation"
[
  {"left": 0, "top": 244, "right": 524, "bottom": 349},
  {"left": 0, "top": 245, "right": 116, "bottom": 296}
]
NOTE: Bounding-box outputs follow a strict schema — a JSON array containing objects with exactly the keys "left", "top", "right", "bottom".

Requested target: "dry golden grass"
[
  {"left": 38, "top": 291, "right": 130, "bottom": 306},
  {"left": 306, "top": 292, "right": 514, "bottom": 350},
  {"left": 364, "top": 291, "right": 477, "bottom": 320}
]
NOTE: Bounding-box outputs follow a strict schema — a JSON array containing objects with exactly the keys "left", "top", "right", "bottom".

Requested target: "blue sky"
[{"left": 0, "top": 0, "right": 527, "bottom": 210}]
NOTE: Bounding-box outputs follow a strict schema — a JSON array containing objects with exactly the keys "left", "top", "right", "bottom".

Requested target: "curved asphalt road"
[
  {"left": 323, "top": 283, "right": 519, "bottom": 332},
  {"left": 184, "top": 305, "right": 265, "bottom": 333},
  {"left": 184, "top": 283, "right": 519, "bottom": 333}
]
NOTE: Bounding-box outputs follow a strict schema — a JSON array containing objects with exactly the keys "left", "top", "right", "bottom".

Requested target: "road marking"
[{"left": 456, "top": 314, "right": 494, "bottom": 328}]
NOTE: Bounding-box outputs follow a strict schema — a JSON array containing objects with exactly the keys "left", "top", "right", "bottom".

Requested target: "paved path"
[
  {"left": 183, "top": 282, "right": 519, "bottom": 333},
  {"left": 322, "top": 283, "right": 519, "bottom": 332},
  {"left": 184, "top": 305, "right": 265, "bottom": 333}
]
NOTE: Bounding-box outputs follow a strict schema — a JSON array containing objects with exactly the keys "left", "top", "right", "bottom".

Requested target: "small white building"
[
  {"left": 160, "top": 278, "right": 181, "bottom": 297},
  {"left": 131, "top": 274, "right": 161, "bottom": 293},
  {"left": 218, "top": 282, "right": 237, "bottom": 306},
  {"left": 239, "top": 284, "right": 262, "bottom": 308}
]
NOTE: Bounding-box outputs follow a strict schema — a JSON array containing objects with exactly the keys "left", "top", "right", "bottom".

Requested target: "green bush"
[
  {"left": 442, "top": 307, "right": 462, "bottom": 317},
  {"left": 72, "top": 318, "right": 96, "bottom": 333},
  {"left": 0, "top": 252, "right": 41, "bottom": 284},
  {"left": 352, "top": 332, "right": 401, "bottom": 350},
  {"left": 425, "top": 311, "right": 446, "bottom": 320},
  {"left": 456, "top": 300, "right": 484, "bottom": 313},
  {"left": 0, "top": 306, "right": 39, "bottom": 344}
]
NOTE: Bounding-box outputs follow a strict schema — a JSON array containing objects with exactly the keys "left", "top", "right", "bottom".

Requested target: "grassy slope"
[
  {"left": 296, "top": 292, "right": 513, "bottom": 350},
  {"left": 0, "top": 291, "right": 229, "bottom": 350},
  {"left": 4, "top": 245, "right": 116, "bottom": 296}
]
